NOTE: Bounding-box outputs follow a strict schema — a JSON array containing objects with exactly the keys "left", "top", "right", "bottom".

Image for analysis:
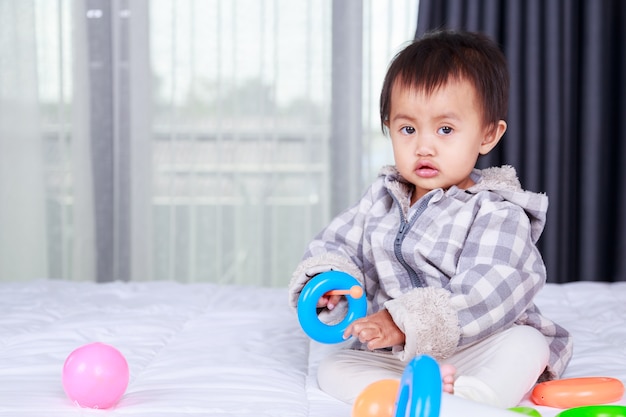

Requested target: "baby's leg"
[
  {"left": 444, "top": 325, "right": 549, "bottom": 408},
  {"left": 317, "top": 349, "right": 457, "bottom": 403},
  {"left": 318, "top": 349, "right": 405, "bottom": 403}
]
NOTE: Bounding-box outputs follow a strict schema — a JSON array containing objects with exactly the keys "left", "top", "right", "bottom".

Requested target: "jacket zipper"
[{"left": 393, "top": 193, "right": 433, "bottom": 288}]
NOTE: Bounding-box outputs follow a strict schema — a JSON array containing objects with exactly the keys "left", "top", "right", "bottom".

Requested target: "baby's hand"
[
  {"left": 344, "top": 309, "right": 405, "bottom": 350},
  {"left": 316, "top": 293, "right": 343, "bottom": 310}
]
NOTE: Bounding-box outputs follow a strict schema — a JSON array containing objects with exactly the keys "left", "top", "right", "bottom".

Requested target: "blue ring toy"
[
  {"left": 297, "top": 271, "right": 367, "bottom": 344},
  {"left": 395, "top": 355, "right": 442, "bottom": 417}
]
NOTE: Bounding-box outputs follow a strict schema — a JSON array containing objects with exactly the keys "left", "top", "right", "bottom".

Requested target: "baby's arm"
[{"left": 288, "top": 179, "right": 386, "bottom": 309}]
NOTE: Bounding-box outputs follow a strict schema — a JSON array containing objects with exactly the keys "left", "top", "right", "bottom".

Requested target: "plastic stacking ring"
[
  {"left": 508, "top": 407, "right": 542, "bottom": 417},
  {"left": 531, "top": 377, "right": 625, "bottom": 409},
  {"left": 297, "top": 271, "right": 367, "bottom": 344},
  {"left": 556, "top": 405, "right": 626, "bottom": 417},
  {"left": 394, "top": 355, "right": 442, "bottom": 417}
]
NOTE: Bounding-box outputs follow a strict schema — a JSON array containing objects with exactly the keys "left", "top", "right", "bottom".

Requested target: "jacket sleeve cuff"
[
  {"left": 384, "top": 286, "right": 460, "bottom": 362},
  {"left": 288, "top": 253, "right": 364, "bottom": 310}
]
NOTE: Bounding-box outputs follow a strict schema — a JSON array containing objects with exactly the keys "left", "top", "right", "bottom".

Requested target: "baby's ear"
[{"left": 479, "top": 120, "right": 507, "bottom": 155}]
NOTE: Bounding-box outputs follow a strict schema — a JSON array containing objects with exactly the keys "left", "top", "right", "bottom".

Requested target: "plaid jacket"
[{"left": 289, "top": 165, "right": 572, "bottom": 380}]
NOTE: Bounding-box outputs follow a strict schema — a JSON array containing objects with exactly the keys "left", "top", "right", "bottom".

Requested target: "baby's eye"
[
  {"left": 438, "top": 126, "right": 453, "bottom": 135},
  {"left": 400, "top": 126, "right": 415, "bottom": 135}
]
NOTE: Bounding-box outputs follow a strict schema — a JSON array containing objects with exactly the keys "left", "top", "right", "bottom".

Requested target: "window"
[{"left": 19, "top": 0, "right": 417, "bottom": 285}]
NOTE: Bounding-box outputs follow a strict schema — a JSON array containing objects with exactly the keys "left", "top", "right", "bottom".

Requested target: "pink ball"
[{"left": 62, "top": 342, "right": 129, "bottom": 409}]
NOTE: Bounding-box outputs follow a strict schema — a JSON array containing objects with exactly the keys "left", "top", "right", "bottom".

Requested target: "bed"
[{"left": 1, "top": 280, "right": 625, "bottom": 417}]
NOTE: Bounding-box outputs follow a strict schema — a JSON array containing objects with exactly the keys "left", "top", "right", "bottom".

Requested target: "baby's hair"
[{"left": 380, "top": 29, "right": 509, "bottom": 134}]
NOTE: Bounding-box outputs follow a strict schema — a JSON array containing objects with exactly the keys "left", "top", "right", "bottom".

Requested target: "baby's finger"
[
  {"left": 358, "top": 329, "right": 375, "bottom": 344},
  {"left": 352, "top": 325, "right": 379, "bottom": 345},
  {"left": 327, "top": 294, "right": 343, "bottom": 310},
  {"left": 316, "top": 295, "right": 330, "bottom": 308},
  {"left": 366, "top": 336, "right": 384, "bottom": 350},
  {"left": 343, "top": 318, "right": 364, "bottom": 339},
  {"left": 343, "top": 321, "right": 356, "bottom": 339}
]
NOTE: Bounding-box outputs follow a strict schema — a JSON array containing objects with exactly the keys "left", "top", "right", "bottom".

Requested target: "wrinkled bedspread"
[{"left": 0, "top": 280, "right": 624, "bottom": 417}]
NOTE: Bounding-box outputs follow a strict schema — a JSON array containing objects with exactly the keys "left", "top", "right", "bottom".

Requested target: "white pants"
[{"left": 317, "top": 325, "right": 550, "bottom": 409}]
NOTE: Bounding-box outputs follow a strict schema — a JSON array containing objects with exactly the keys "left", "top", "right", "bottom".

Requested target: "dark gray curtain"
[{"left": 415, "top": 0, "right": 626, "bottom": 283}]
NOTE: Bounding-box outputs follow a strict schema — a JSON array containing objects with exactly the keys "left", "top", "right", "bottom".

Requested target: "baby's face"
[{"left": 386, "top": 77, "right": 503, "bottom": 204}]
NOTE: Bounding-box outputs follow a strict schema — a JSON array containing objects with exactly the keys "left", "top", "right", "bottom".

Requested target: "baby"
[{"left": 289, "top": 30, "right": 572, "bottom": 408}]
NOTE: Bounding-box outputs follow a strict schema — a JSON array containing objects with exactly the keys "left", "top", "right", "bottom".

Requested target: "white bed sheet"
[{"left": 0, "top": 280, "right": 624, "bottom": 417}]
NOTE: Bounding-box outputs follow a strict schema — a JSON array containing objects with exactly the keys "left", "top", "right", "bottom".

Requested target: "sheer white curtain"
[
  {"left": 0, "top": 1, "right": 49, "bottom": 281},
  {"left": 0, "top": 0, "right": 96, "bottom": 283},
  {"left": 0, "top": 0, "right": 417, "bottom": 285}
]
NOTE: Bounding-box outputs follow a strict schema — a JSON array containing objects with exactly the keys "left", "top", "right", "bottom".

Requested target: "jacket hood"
[{"left": 380, "top": 165, "right": 548, "bottom": 243}]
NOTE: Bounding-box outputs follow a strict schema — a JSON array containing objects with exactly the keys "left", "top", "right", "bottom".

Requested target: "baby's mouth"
[{"left": 415, "top": 161, "right": 438, "bottom": 178}]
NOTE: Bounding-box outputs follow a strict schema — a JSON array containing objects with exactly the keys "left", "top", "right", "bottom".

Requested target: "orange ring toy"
[{"left": 531, "top": 377, "right": 624, "bottom": 408}]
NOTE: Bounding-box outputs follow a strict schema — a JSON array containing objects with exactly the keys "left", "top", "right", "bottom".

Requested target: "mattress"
[{"left": 0, "top": 280, "right": 624, "bottom": 417}]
